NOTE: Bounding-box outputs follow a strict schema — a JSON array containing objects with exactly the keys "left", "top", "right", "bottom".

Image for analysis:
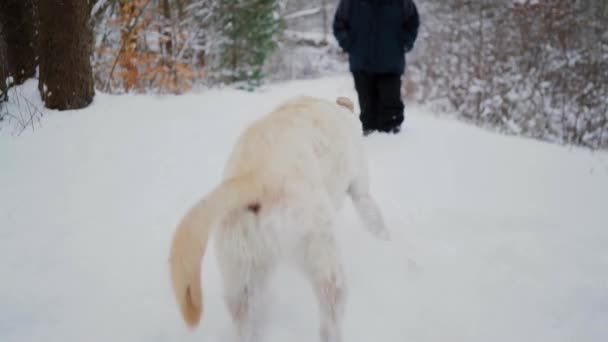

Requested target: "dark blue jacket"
[{"left": 333, "top": 0, "right": 420, "bottom": 74}]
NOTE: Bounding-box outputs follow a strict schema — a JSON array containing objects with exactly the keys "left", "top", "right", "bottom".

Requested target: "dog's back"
[{"left": 221, "top": 96, "right": 363, "bottom": 209}]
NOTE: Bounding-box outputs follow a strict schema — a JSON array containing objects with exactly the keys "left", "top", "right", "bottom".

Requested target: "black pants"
[{"left": 353, "top": 72, "right": 404, "bottom": 133}]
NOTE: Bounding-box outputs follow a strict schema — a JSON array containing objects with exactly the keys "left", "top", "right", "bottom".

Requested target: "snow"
[
  {"left": 283, "top": 7, "right": 322, "bottom": 21},
  {"left": 513, "top": 0, "right": 540, "bottom": 5},
  {"left": 90, "top": 0, "right": 108, "bottom": 16},
  {"left": 283, "top": 30, "right": 333, "bottom": 45},
  {"left": 1, "top": 75, "right": 608, "bottom": 342}
]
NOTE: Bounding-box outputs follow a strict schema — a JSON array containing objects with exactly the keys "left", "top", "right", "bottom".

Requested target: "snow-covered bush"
[
  {"left": 91, "top": 0, "right": 213, "bottom": 94},
  {"left": 90, "top": 0, "right": 284, "bottom": 93},
  {"left": 407, "top": 0, "right": 608, "bottom": 149}
]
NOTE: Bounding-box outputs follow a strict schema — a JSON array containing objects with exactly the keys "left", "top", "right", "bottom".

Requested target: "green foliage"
[{"left": 215, "top": 0, "right": 284, "bottom": 89}]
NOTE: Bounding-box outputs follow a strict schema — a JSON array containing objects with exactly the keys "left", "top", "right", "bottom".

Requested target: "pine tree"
[{"left": 215, "top": 0, "right": 283, "bottom": 89}]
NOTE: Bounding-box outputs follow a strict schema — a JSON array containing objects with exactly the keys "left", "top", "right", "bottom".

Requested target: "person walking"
[{"left": 333, "top": 0, "right": 420, "bottom": 135}]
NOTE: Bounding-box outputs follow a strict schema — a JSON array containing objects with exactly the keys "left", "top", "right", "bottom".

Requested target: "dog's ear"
[{"left": 336, "top": 97, "right": 354, "bottom": 113}]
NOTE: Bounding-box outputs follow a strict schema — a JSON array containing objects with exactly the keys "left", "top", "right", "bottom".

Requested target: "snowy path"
[{"left": 1, "top": 76, "right": 608, "bottom": 342}]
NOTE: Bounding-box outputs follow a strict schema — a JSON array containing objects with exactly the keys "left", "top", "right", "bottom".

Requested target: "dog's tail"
[{"left": 169, "top": 174, "right": 262, "bottom": 328}]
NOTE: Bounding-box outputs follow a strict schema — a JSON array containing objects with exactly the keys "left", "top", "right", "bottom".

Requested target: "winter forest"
[
  {"left": 2, "top": 2, "right": 608, "bottom": 342},
  {"left": 1, "top": 0, "right": 607, "bottom": 148}
]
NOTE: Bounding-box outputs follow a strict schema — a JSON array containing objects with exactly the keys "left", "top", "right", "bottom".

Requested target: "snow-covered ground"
[{"left": 1, "top": 75, "right": 608, "bottom": 342}]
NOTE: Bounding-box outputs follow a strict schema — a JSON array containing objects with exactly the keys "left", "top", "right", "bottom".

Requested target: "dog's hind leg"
[
  {"left": 218, "top": 252, "right": 273, "bottom": 342},
  {"left": 224, "top": 270, "right": 269, "bottom": 342},
  {"left": 294, "top": 203, "right": 346, "bottom": 342},
  {"left": 215, "top": 215, "right": 274, "bottom": 342},
  {"left": 348, "top": 168, "right": 390, "bottom": 240},
  {"left": 301, "top": 233, "right": 346, "bottom": 342}
]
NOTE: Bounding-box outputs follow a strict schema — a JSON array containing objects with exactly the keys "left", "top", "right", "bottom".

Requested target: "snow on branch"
[
  {"left": 91, "top": 0, "right": 109, "bottom": 17},
  {"left": 283, "top": 7, "right": 322, "bottom": 20}
]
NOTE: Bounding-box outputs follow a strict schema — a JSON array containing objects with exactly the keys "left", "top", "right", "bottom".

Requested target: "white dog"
[{"left": 169, "top": 95, "right": 389, "bottom": 342}]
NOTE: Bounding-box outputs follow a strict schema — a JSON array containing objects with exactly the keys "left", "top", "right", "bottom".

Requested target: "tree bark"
[
  {"left": 0, "top": 22, "right": 8, "bottom": 103},
  {"left": 321, "top": 0, "right": 328, "bottom": 42},
  {"left": 38, "top": 0, "right": 95, "bottom": 110},
  {"left": 0, "top": 0, "right": 37, "bottom": 85},
  {"left": 162, "top": 0, "right": 173, "bottom": 56}
]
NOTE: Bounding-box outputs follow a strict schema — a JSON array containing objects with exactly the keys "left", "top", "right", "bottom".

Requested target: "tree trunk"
[
  {"left": 162, "top": 0, "right": 173, "bottom": 56},
  {"left": 0, "top": 22, "right": 8, "bottom": 104},
  {"left": 321, "top": 0, "right": 328, "bottom": 42},
  {"left": 116, "top": 0, "right": 140, "bottom": 92},
  {"left": 0, "top": 0, "right": 37, "bottom": 85},
  {"left": 38, "top": 0, "right": 95, "bottom": 110}
]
